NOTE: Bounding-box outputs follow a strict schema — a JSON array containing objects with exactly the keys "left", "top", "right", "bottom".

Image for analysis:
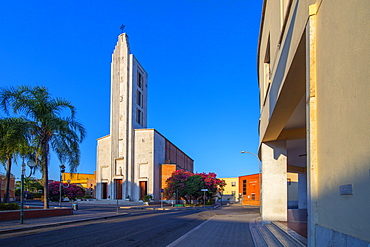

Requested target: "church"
[{"left": 96, "top": 33, "right": 193, "bottom": 202}]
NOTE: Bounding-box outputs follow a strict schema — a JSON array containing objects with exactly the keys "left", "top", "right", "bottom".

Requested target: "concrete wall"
[
  {"left": 315, "top": 0, "right": 370, "bottom": 243},
  {"left": 258, "top": 0, "right": 313, "bottom": 142},
  {"left": 96, "top": 135, "right": 111, "bottom": 200},
  {"left": 153, "top": 131, "right": 165, "bottom": 201},
  {"left": 133, "top": 129, "right": 192, "bottom": 202},
  {"left": 134, "top": 129, "right": 154, "bottom": 201},
  {"left": 258, "top": 0, "right": 370, "bottom": 244}
]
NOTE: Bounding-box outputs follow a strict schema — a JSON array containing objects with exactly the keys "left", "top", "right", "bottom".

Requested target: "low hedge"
[
  {"left": 32, "top": 192, "right": 43, "bottom": 198},
  {"left": 0, "top": 203, "right": 20, "bottom": 211}
]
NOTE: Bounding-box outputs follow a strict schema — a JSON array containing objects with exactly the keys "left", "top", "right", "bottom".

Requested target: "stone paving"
[{"left": 167, "top": 212, "right": 257, "bottom": 247}]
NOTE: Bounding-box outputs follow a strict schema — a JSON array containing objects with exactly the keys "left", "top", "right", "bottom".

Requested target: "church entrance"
[
  {"left": 115, "top": 179, "right": 123, "bottom": 199},
  {"left": 102, "top": 182, "right": 108, "bottom": 199},
  {"left": 139, "top": 181, "right": 147, "bottom": 200}
]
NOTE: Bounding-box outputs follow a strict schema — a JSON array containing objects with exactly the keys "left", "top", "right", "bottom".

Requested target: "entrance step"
[
  {"left": 250, "top": 218, "right": 307, "bottom": 247},
  {"left": 76, "top": 200, "right": 143, "bottom": 206}
]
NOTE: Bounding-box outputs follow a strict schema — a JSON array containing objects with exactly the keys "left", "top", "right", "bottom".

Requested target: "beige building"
[
  {"left": 258, "top": 0, "right": 370, "bottom": 246},
  {"left": 96, "top": 34, "right": 193, "bottom": 202},
  {"left": 219, "top": 177, "right": 239, "bottom": 202}
]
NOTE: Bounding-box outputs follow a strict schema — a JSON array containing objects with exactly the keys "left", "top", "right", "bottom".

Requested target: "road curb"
[{"left": 0, "top": 213, "right": 128, "bottom": 235}]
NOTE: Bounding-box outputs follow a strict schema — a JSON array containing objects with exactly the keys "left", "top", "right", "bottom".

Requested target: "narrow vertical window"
[
  {"left": 242, "top": 180, "right": 247, "bottom": 195},
  {"left": 137, "top": 72, "right": 143, "bottom": 88},
  {"left": 137, "top": 90, "right": 142, "bottom": 107},
  {"left": 136, "top": 108, "right": 142, "bottom": 125},
  {"left": 263, "top": 36, "right": 271, "bottom": 105},
  {"left": 280, "top": 0, "right": 289, "bottom": 29}
]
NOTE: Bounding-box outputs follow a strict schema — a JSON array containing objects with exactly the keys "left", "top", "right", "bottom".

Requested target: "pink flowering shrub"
[
  {"left": 48, "top": 181, "right": 85, "bottom": 202},
  {"left": 163, "top": 169, "right": 225, "bottom": 204},
  {"left": 164, "top": 169, "right": 193, "bottom": 201}
]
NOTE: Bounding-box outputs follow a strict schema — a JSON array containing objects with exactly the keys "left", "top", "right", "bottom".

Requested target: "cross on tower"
[{"left": 120, "top": 24, "right": 125, "bottom": 33}]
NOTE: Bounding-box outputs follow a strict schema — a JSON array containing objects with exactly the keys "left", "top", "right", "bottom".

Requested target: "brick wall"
[
  {"left": 161, "top": 164, "right": 177, "bottom": 190},
  {"left": 164, "top": 141, "right": 193, "bottom": 172},
  {"left": 0, "top": 208, "right": 73, "bottom": 221}
]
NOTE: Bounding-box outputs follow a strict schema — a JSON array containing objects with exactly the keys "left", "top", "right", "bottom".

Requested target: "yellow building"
[
  {"left": 62, "top": 172, "right": 96, "bottom": 198},
  {"left": 257, "top": 0, "right": 369, "bottom": 246},
  {"left": 219, "top": 177, "right": 239, "bottom": 202},
  {"left": 287, "top": 172, "right": 298, "bottom": 208}
]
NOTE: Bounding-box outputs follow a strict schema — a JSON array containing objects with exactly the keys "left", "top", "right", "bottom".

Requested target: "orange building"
[
  {"left": 160, "top": 163, "right": 193, "bottom": 191},
  {"left": 161, "top": 164, "right": 177, "bottom": 190},
  {"left": 239, "top": 174, "right": 260, "bottom": 206},
  {"left": 0, "top": 173, "right": 16, "bottom": 202}
]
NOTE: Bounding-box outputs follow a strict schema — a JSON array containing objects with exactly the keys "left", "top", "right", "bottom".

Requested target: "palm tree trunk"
[
  {"left": 42, "top": 142, "right": 50, "bottom": 209},
  {"left": 3, "top": 157, "right": 12, "bottom": 203}
]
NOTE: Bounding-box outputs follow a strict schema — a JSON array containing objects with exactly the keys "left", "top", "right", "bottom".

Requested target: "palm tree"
[
  {"left": 0, "top": 117, "right": 30, "bottom": 203},
  {"left": 0, "top": 86, "right": 86, "bottom": 208}
]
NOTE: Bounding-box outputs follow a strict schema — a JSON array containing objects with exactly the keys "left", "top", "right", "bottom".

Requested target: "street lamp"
[
  {"left": 59, "top": 165, "right": 70, "bottom": 208},
  {"left": 241, "top": 151, "right": 262, "bottom": 214},
  {"left": 20, "top": 160, "right": 36, "bottom": 224},
  {"left": 241, "top": 151, "right": 260, "bottom": 162}
]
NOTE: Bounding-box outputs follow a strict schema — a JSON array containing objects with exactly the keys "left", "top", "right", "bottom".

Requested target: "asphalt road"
[{"left": 0, "top": 204, "right": 259, "bottom": 247}]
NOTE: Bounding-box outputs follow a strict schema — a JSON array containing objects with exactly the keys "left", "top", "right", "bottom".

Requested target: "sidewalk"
[
  {"left": 0, "top": 209, "right": 128, "bottom": 234},
  {"left": 167, "top": 204, "right": 258, "bottom": 247}
]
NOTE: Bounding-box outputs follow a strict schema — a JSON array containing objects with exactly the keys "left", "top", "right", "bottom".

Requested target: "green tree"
[
  {"left": 185, "top": 175, "right": 205, "bottom": 203},
  {"left": 22, "top": 177, "right": 43, "bottom": 192},
  {"left": 0, "top": 86, "right": 86, "bottom": 208},
  {"left": 0, "top": 117, "right": 30, "bottom": 203}
]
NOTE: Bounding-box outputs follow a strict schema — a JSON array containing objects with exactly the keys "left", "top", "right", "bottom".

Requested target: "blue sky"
[{"left": 0, "top": 0, "right": 263, "bottom": 181}]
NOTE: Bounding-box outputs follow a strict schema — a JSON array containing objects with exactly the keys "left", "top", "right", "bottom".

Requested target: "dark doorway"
[
  {"left": 115, "top": 179, "right": 123, "bottom": 199},
  {"left": 139, "top": 181, "right": 147, "bottom": 200},
  {"left": 102, "top": 183, "right": 108, "bottom": 199}
]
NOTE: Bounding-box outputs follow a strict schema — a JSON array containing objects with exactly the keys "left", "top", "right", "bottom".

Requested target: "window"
[
  {"left": 137, "top": 90, "right": 142, "bottom": 107},
  {"left": 263, "top": 36, "right": 271, "bottom": 105},
  {"left": 242, "top": 180, "right": 247, "bottom": 195},
  {"left": 231, "top": 182, "right": 236, "bottom": 187},
  {"left": 137, "top": 72, "right": 143, "bottom": 88},
  {"left": 136, "top": 108, "right": 142, "bottom": 125},
  {"left": 280, "top": 0, "right": 290, "bottom": 29},
  {"left": 232, "top": 191, "right": 236, "bottom": 196},
  {"left": 251, "top": 193, "right": 255, "bottom": 200}
]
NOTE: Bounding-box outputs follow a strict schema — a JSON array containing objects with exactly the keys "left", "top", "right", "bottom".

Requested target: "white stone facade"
[{"left": 96, "top": 34, "right": 193, "bottom": 202}]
